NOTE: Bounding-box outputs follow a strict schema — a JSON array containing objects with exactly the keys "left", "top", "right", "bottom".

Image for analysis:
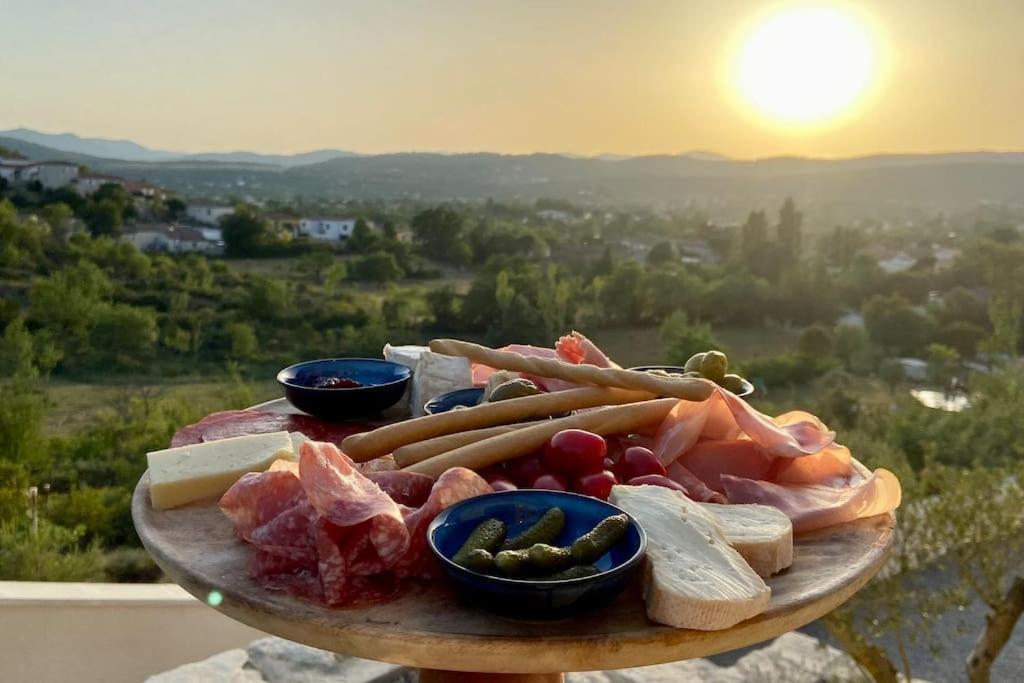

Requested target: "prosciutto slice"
[
  {"left": 172, "top": 410, "right": 372, "bottom": 448},
  {"left": 651, "top": 387, "right": 901, "bottom": 532},
  {"left": 721, "top": 469, "right": 902, "bottom": 534}
]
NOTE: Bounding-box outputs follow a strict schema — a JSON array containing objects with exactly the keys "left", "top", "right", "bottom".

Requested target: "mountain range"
[{"left": 3, "top": 127, "right": 1024, "bottom": 216}]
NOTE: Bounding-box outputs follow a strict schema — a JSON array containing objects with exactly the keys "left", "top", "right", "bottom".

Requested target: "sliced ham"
[
  {"left": 665, "top": 463, "right": 728, "bottom": 503},
  {"left": 675, "top": 440, "right": 773, "bottom": 493},
  {"left": 721, "top": 467, "right": 902, "bottom": 534}
]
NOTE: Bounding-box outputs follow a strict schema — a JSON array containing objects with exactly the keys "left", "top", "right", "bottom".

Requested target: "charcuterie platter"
[{"left": 132, "top": 334, "right": 899, "bottom": 680}]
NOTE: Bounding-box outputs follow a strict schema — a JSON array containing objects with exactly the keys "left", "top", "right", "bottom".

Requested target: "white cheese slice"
[
  {"left": 289, "top": 431, "right": 309, "bottom": 454},
  {"left": 147, "top": 431, "right": 294, "bottom": 510},
  {"left": 698, "top": 503, "right": 794, "bottom": 578},
  {"left": 610, "top": 484, "right": 770, "bottom": 630},
  {"left": 410, "top": 351, "right": 473, "bottom": 417}
]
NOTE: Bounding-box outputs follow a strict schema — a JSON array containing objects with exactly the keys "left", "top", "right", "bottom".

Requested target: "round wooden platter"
[{"left": 133, "top": 399, "right": 895, "bottom": 677}]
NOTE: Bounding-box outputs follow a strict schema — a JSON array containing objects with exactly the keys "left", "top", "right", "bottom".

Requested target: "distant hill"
[
  {"left": 5, "top": 129, "right": 1024, "bottom": 216},
  {"left": 0, "top": 128, "right": 358, "bottom": 167}
]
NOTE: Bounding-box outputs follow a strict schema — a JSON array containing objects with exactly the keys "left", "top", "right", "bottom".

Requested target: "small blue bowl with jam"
[
  {"left": 277, "top": 358, "right": 411, "bottom": 420},
  {"left": 428, "top": 490, "right": 646, "bottom": 616}
]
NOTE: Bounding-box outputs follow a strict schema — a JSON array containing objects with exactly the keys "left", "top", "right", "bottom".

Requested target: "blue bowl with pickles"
[{"left": 428, "top": 489, "right": 646, "bottom": 616}]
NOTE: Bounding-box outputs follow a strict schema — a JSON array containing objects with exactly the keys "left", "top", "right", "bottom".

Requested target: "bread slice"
[
  {"left": 610, "top": 485, "right": 770, "bottom": 630},
  {"left": 698, "top": 503, "right": 794, "bottom": 578}
]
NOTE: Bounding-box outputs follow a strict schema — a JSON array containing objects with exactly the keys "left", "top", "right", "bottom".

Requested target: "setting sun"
[{"left": 734, "top": 5, "right": 877, "bottom": 127}]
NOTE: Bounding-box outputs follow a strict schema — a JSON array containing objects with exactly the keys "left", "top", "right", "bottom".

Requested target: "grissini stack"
[
  {"left": 392, "top": 421, "right": 543, "bottom": 468},
  {"left": 429, "top": 339, "right": 714, "bottom": 402},
  {"left": 404, "top": 399, "right": 678, "bottom": 478},
  {"left": 341, "top": 387, "right": 656, "bottom": 462}
]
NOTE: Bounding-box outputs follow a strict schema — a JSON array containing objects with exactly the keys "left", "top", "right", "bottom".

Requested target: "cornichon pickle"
[
  {"left": 571, "top": 514, "right": 630, "bottom": 564},
  {"left": 452, "top": 518, "right": 506, "bottom": 566},
  {"left": 500, "top": 507, "right": 565, "bottom": 551},
  {"left": 721, "top": 373, "right": 746, "bottom": 393},
  {"left": 461, "top": 549, "right": 495, "bottom": 574},
  {"left": 542, "top": 565, "right": 601, "bottom": 581},
  {"left": 527, "top": 543, "right": 574, "bottom": 573},
  {"left": 683, "top": 352, "right": 706, "bottom": 373},
  {"left": 493, "top": 549, "right": 534, "bottom": 576},
  {"left": 699, "top": 350, "right": 728, "bottom": 383}
]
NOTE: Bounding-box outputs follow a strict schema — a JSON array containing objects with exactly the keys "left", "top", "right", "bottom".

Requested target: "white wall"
[
  {"left": 298, "top": 218, "right": 356, "bottom": 241},
  {"left": 185, "top": 205, "right": 233, "bottom": 225},
  {"left": 37, "top": 164, "right": 79, "bottom": 189},
  {"left": 0, "top": 582, "right": 266, "bottom": 683}
]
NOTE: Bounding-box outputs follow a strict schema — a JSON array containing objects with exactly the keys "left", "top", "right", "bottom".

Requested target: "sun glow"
[{"left": 734, "top": 5, "right": 878, "bottom": 127}]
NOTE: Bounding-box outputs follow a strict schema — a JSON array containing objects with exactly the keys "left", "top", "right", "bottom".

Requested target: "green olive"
[
  {"left": 720, "top": 373, "right": 746, "bottom": 393},
  {"left": 488, "top": 378, "right": 541, "bottom": 402},
  {"left": 700, "top": 351, "right": 728, "bottom": 383},
  {"left": 683, "top": 353, "right": 706, "bottom": 373}
]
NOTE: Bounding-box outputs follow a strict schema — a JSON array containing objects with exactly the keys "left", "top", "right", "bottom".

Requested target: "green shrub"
[{"left": 104, "top": 548, "right": 163, "bottom": 583}]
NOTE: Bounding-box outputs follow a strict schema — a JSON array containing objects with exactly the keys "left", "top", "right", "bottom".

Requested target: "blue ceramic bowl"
[
  {"left": 428, "top": 490, "right": 646, "bottom": 616},
  {"left": 277, "top": 358, "right": 411, "bottom": 420},
  {"left": 629, "top": 365, "right": 754, "bottom": 398},
  {"left": 423, "top": 387, "right": 485, "bottom": 415}
]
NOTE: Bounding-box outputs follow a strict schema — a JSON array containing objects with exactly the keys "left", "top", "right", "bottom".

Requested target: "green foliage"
[
  {"left": 221, "top": 205, "right": 269, "bottom": 256},
  {"left": 104, "top": 547, "right": 163, "bottom": 582},
  {"left": 647, "top": 241, "right": 677, "bottom": 266},
  {"left": 777, "top": 196, "right": 802, "bottom": 255},
  {"left": 84, "top": 198, "right": 123, "bottom": 237},
  {"left": 164, "top": 197, "right": 186, "bottom": 220},
  {"left": 225, "top": 321, "right": 259, "bottom": 361},
  {"left": 426, "top": 285, "right": 461, "bottom": 329},
  {"left": 741, "top": 352, "right": 839, "bottom": 390},
  {"left": 348, "top": 251, "right": 404, "bottom": 282},
  {"left": 925, "top": 343, "right": 960, "bottom": 388},
  {"left": 348, "top": 217, "right": 378, "bottom": 253},
  {"left": 0, "top": 519, "right": 106, "bottom": 581},
  {"left": 660, "top": 311, "right": 722, "bottom": 366},
  {"left": 0, "top": 381, "right": 48, "bottom": 469},
  {"left": 862, "top": 293, "right": 935, "bottom": 355},
  {"left": 411, "top": 206, "right": 470, "bottom": 265},
  {"left": 798, "top": 324, "right": 834, "bottom": 357},
  {"left": 87, "top": 304, "right": 158, "bottom": 368}
]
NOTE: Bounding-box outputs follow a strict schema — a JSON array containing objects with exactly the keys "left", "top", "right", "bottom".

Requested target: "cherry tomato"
[
  {"left": 531, "top": 473, "right": 569, "bottom": 491},
  {"left": 505, "top": 455, "right": 546, "bottom": 487},
  {"left": 574, "top": 470, "right": 618, "bottom": 500},
  {"left": 627, "top": 474, "right": 688, "bottom": 494},
  {"left": 489, "top": 478, "right": 518, "bottom": 492},
  {"left": 615, "top": 446, "right": 667, "bottom": 481},
  {"left": 543, "top": 429, "right": 607, "bottom": 477}
]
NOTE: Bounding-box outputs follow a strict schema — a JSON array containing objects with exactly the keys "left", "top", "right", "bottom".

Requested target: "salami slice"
[
  {"left": 299, "top": 441, "right": 410, "bottom": 566},
  {"left": 366, "top": 471, "right": 434, "bottom": 507},
  {"left": 393, "top": 467, "right": 491, "bottom": 577},
  {"left": 220, "top": 470, "right": 305, "bottom": 539},
  {"left": 171, "top": 410, "right": 373, "bottom": 449}
]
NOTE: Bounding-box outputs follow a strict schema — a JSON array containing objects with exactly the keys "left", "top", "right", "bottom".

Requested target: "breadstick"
[
  {"left": 392, "top": 421, "right": 543, "bottom": 468},
  {"left": 429, "top": 339, "right": 713, "bottom": 401},
  {"left": 341, "top": 386, "right": 655, "bottom": 462},
  {"left": 405, "top": 398, "right": 678, "bottom": 478}
]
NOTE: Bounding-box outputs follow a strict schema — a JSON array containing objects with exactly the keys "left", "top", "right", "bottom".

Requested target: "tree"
[
  {"left": 40, "top": 202, "right": 73, "bottom": 240},
  {"left": 324, "top": 261, "right": 348, "bottom": 296},
  {"left": 88, "top": 304, "right": 158, "bottom": 368},
  {"left": 164, "top": 197, "right": 186, "bottom": 220},
  {"left": 739, "top": 210, "right": 768, "bottom": 264},
  {"left": 220, "top": 205, "right": 269, "bottom": 257},
  {"left": 798, "top": 324, "right": 834, "bottom": 357},
  {"left": 29, "top": 261, "right": 113, "bottom": 357},
  {"left": 660, "top": 311, "right": 722, "bottom": 366},
  {"left": 647, "top": 241, "right": 677, "bottom": 267},
  {"left": 348, "top": 251, "right": 404, "bottom": 282},
  {"left": 937, "top": 321, "right": 986, "bottom": 358},
  {"left": 926, "top": 343, "right": 960, "bottom": 390},
  {"left": 0, "top": 520, "right": 106, "bottom": 581},
  {"left": 862, "top": 294, "right": 935, "bottom": 355},
  {"left": 777, "top": 196, "right": 802, "bottom": 255},
  {"left": 348, "top": 218, "right": 378, "bottom": 253},
  {"left": 84, "top": 199, "right": 123, "bottom": 237},
  {"left": 426, "top": 285, "right": 461, "bottom": 329},
  {"left": 410, "top": 207, "right": 469, "bottom": 265}
]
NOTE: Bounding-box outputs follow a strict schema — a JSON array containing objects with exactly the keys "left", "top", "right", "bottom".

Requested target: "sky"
[{"left": 2, "top": 0, "right": 1023, "bottom": 158}]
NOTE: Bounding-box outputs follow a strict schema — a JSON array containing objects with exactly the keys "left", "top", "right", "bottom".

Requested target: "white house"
[
  {"left": 297, "top": 216, "right": 356, "bottom": 241},
  {"left": 74, "top": 174, "right": 124, "bottom": 196},
  {"left": 0, "top": 159, "right": 78, "bottom": 189},
  {"left": 123, "top": 224, "right": 223, "bottom": 255},
  {"left": 185, "top": 203, "right": 234, "bottom": 226}
]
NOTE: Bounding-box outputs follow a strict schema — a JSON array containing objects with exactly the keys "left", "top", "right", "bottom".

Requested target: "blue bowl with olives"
[{"left": 428, "top": 489, "right": 646, "bottom": 616}]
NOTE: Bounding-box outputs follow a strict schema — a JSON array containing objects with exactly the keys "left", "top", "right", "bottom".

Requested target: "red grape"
[
  {"left": 574, "top": 470, "right": 618, "bottom": 500},
  {"left": 531, "top": 473, "right": 569, "bottom": 491},
  {"left": 615, "top": 446, "right": 667, "bottom": 481},
  {"left": 505, "top": 456, "right": 546, "bottom": 487},
  {"left": 543, "top": 429, "right": 607, "bottom": 477},
  {"left": 489, "top": 478, "right": 518, "bottom": 492}
]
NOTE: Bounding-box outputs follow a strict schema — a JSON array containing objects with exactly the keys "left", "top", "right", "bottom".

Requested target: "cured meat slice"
[
  {"left": 720, "top": 466, "right": 902, "bottom": 533},
  {"left": 393, "top": 467, "right": 492, "bottom": 577},
  {"left": 171, "top": 410, "right": 372, "bottom": 449},
  {"left": 366, "top": 470, "right": 434, "bottom": 507},
  {"left": 248, "top": 498, "right": 318, "bottom": 563},
  {"left": 666, "top": 462, "right": 728, "bottom": 503},
  {"left": 299, "top": 441, "right": 410, "bottom": 566},
  {"left": 675, "top": 440, "right": 773, "bottom": 493},
  {"left": 219, "top": 470, "right": 305, "bottom": 539}
]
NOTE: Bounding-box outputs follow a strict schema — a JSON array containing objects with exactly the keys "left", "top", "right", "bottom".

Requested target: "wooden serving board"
[{"left": 133, "top": 403, "right": 895, "bottom": 675}]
